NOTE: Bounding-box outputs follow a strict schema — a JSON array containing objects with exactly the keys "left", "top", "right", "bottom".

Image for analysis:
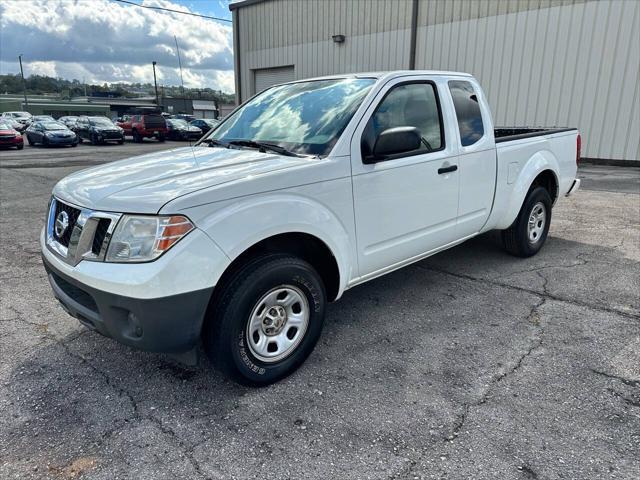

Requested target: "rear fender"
[{"left": 494, "top": 150, "right": 560, "bottom": 230}]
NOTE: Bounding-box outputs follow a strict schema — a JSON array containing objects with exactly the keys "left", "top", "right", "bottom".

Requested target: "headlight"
[{"left": 106, "top": 215, "right": 194, "bottom": 263}]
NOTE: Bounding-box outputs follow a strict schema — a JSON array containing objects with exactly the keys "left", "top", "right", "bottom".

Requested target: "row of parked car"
[{"left": 0, "top": 111, "right": 220, "bottom": 149}]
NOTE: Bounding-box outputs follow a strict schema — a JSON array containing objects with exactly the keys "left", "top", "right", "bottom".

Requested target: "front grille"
[
  {"left": 51, "top": 272, "right": 98, "bottom": 313},
  {"left": 53, "top": 201, "right": 81, "bottom": 247},
  {"left": 92, "top": 218, "right": 112, "bottom": 255}
]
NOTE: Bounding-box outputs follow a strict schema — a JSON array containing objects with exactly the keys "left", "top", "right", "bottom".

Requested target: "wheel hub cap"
[
  {"left": 262, "top": 305, "right": 287, "bottom": 336},
  {"left": 528, "top": 202, "right": 546, "bottom": 243},
  {"left": 246, "top": 285, "right": 309, "bottom": 363}
]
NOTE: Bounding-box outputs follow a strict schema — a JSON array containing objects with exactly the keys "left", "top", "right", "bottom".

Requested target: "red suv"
[{"left": 117, "top": 114, "right": 168, "bottom": 142}]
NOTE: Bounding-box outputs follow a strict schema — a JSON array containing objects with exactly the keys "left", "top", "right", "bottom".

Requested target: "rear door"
[
  {"left": 447, "top": 79, "right": 497, "bottom": 237},
  {"left": 350, "top": 76, "right": 460, "bottom": 277}
]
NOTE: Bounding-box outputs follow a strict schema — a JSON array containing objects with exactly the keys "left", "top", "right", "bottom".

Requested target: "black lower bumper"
[{"left": 43, "top": 256, "right": 213, "bottom": 354}]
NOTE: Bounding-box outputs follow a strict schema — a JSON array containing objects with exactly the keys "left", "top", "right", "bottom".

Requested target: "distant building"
[{"left": 230, "top": 0, "right": 639, "bottom": 162}]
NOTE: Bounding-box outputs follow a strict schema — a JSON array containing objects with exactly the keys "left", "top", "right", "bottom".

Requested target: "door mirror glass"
[{"left": 367, "top": 126, "right": 422, "bottom": 163}]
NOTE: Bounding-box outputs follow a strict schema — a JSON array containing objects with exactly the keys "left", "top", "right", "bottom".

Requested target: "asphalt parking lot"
[{"left": 0, "top": 143, "right": 638, "bottom": 479}]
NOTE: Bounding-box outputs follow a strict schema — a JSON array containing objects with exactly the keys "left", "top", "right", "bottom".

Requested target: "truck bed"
[{"left": 495, "top": 127, "right": 577, "bottom": 143}]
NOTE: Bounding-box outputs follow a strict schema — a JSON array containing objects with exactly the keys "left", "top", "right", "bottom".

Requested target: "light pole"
[
  {"left": 18, "top": 54, "right": 28, "bottom": 109},
  {"left": 152, "top": 61, "right": 160, "bottom": 109}
]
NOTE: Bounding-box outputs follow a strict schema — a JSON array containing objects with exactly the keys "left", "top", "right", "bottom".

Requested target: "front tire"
[
  {"left": 204, "top": 254, "right": 326, "bottom": 386},
  {"left": 502, "top": 186, "right": 552, "bottom": 257}
]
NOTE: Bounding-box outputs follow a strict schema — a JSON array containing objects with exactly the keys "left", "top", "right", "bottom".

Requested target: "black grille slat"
[
  {"left": 92, "top": 218, "right": 111, "bottom": 255},
  {"left": 53, "top": 201, "right": 81, "bottom": 247}
]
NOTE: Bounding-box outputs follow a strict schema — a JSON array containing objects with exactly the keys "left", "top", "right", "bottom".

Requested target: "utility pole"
[
  {"left": 152, "top": 61, "right": 160, "bottom": 109},
  {"left": 173, "top": 35, "right": 187, "bottom": 113},
  {"left": 18, "top": 54, "right": 28, "bottom": 109}
]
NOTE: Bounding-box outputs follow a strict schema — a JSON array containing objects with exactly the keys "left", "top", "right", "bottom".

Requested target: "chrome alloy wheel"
[
  {"left": 246, "top": 285, "right": 309, "bottom": 363},
  {"left": 528, "top": 201, "right": 546, "bottom": 244}
]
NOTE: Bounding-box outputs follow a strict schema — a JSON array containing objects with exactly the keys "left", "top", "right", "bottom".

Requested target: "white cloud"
[{"left": 0, "top": 0, "right": 235, "bottom": 92}]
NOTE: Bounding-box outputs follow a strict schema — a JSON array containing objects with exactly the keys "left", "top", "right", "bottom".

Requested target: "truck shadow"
[{"left": 6, "top": 232, "right": 638, "bottom": 470}]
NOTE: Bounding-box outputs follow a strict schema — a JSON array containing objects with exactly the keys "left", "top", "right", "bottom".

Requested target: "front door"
[{"left": 350, "top": 78, "right": 460, "bottom": 277}]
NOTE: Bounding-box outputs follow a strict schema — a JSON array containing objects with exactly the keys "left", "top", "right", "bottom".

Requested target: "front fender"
[
  {"left": 186, "top": 193, "right": 355, "bottom": 298},
  {"left": 494, "top": 150, "right": 560, "bottom": 230}
]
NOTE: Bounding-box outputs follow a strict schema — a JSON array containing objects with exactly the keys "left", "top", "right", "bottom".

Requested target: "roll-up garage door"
[{"left": 253, "top": 66, "right": 295, "bottom": 95}]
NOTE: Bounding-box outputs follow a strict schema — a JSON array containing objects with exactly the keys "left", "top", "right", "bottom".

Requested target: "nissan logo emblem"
[{"left": 55, "top": 210, "right": 70, "bottom": 238}]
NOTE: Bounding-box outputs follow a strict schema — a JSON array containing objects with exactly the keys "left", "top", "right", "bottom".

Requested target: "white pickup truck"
[{"left": 42, "top": 71, "right": 581, "bottom": 385}]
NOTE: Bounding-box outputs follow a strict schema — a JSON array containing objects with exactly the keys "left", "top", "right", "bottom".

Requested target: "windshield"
[
  {"left": 206, "top": 78, "right": 375, "bottom": 156},
  {"left": 41, "top": 122, "right": 66, "bottom": 131},
  {"left": 89, "top": 118, "right": 115, "bottom": 127},
  {"left": 169, "top": 119, "right": 189, "bottom": 127}
]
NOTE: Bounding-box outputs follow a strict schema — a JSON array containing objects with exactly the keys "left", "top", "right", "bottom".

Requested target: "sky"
[{"left": 0, "top": 0, "right": 236, "bottom": 93}]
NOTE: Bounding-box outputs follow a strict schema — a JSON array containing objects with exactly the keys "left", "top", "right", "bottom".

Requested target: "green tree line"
[{"left": 0, "top": 74, "right": 235, "bottom": 104}]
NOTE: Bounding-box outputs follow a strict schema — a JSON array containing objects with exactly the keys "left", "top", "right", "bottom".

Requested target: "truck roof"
[{"left": 290, "top": 70, "right": 473, "bottom": 83}]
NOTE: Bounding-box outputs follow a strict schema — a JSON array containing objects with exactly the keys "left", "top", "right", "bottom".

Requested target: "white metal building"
[{"left": 230, "top": 0, "right": 639, "bottom": 162}]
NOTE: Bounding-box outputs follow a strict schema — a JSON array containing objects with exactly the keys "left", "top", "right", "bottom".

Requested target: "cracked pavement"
[{"left": 0, "top": 144, "right": 638, "bottom": 480}]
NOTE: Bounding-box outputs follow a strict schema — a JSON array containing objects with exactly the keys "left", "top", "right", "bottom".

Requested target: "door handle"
[{"left": 438, "top": 165, "right": 458, "bottom": 175}]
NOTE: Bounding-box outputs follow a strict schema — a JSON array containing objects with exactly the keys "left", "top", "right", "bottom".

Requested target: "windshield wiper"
[
  {"left": 200, "top": 138, "right": 230, "bottom": 148},
  {"left": 227, "top": 140, "right": 301, "bottom": 157}
]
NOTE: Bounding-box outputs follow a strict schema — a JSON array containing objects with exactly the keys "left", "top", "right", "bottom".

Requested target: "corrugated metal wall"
[{"left": 233, "top": 0, "right": 640, "bottom": 161}]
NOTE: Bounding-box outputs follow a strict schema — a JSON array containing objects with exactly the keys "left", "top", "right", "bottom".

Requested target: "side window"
[
  {"left": 448, "top": 80, "right": 484, "bottom": 146},
  {"left": 362, "top": 82, "right": 443, "bottom": 159}
]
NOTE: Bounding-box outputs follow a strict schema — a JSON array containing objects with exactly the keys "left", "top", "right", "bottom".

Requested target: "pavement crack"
[
  {"left": 590, "top": 368, "right": 640, "bottom": 387},
  {"left": 418, "top": 264, "right": 639, "bottom": 321},
  {"left": 447, "top": 296, "right": 546, "bottom": 443},
  {"left": 146, "top": 415, "right": 206, "bottom": 478}
]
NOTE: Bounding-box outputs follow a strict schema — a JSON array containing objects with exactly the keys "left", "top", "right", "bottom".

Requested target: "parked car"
[
  {"left": 58, "top": 116, "right": 79, "bottom": 130},
  {"left": 0, "top": 121, "right": 24, "bottom": 150},
  {"left": 190, "top": 118, "right": 219, "bottom": 138},
  {"left": 172, "top": 113, "right": 196, "bottom": 122},
  {"left": 3, "top": 117, "right": 27, "bottom": 133},
  {"left": 116, "top": 114, "right": 168, "bottom": 142},
  {"left": 26, "top": 121, "right": 78, "bottom": 147},
  {"left": 32, "top": 115, "right": 56, "bottom": 123},
  {"left": 42, "top": 71, "right": 580, "bottom": 386},
  {"left": 166, "top": 119, "right": 202, "bottom": 140},
  {"left": 1, "top": 111, "right": 32, "bottom": 126},
  {"left": 75, "top": 116, "right": 125, "bottom": 145}
]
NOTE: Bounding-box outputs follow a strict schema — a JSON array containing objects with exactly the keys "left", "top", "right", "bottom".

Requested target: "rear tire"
[
  {"left": 502, "top": 186, "right": 552, "bottom": 257},
  {"left": 203, "top": 254, "right": 326, "bottom": 386},
  {"left": 17, "top": 143, "right": 24, "bottom": 150},
  {"left": 27, "top": 135, "right": 33, "bottom": 146}
]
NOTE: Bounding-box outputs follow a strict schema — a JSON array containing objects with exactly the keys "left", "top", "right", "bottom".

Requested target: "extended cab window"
[
  {"left": 362, "top": 82, "right": 444, "bottom": 159},
  {"left": 448, "top": 80, "right": 484, "bottom": 146}
]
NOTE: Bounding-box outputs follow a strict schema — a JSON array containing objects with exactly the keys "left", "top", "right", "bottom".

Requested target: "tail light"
[{"left": 576, "top": 134, "right": 581, "bottom": 165}]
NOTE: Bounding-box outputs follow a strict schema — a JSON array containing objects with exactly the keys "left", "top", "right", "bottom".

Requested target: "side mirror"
[{"left": 366, "top": 126, "right": 422, "bottom": 163}]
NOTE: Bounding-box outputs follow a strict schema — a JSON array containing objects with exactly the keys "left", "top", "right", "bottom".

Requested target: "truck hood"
[{"left": 53, "top": 146, "right": 323, "bottom": 213}]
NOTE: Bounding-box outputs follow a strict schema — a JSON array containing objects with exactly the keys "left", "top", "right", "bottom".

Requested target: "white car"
[
  {"left": 2, "top": 110, "right": 32, "bottom": 125},
  {"left": 42, "top": 71, "right": 580, "bottom": 385}
]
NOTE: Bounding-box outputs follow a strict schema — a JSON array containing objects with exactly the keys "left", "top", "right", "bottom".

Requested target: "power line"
[{"left": 112, "top": 0, "right": 232, "bottom": 23}]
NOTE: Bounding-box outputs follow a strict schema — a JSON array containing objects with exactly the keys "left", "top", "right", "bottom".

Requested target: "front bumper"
[
  {"left": 0, "top": 138, "right": 22, "bottom": 146},
  {"left": 47, "top": 136, "right": 77, "bottom": 145},
  {"left": 43, "top": 255, "right": 213, "bottom": 353},
  {"left": 41, "top": 225, "right": 230, "bottom": 353}
]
